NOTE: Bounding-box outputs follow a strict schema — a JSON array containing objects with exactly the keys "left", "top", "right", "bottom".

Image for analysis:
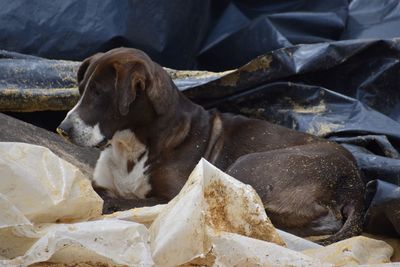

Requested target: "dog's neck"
[{"left": 148, "top": 86, "right": 211, "bottom": 156}]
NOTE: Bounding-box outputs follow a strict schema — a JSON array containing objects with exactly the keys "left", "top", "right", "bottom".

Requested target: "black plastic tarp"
[
  {"left": 0, "top": 49, "right": 230, "bottom": 112},
  {"left": 2, "top": 0, "right": 400, "bottom": 71},
  {"left": 0, "top": 0, "right": 217, "bottom": 70}
]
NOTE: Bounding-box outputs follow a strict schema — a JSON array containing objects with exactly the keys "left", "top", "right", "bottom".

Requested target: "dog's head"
[{"left": 57, "top": 48, "right": 174, "bottom": 147}]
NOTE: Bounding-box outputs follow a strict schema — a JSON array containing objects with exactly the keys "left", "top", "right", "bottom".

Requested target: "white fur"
[
  {"left": 67, "top": 111, "right": 105, "bottom": 147},
  {"left": 93, "top": 130, "right": 151, "bottom": 199},
  {"left": 92, "top": 146, "right": 115, "bottom": 194}
]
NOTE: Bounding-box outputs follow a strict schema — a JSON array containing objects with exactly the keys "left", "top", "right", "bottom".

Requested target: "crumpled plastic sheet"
[
  {"left": 2, "top": 0, "right": 400, "bottom": 71},
  {"left": 0, "top": 50, "right": 232, "bottom": 113},
  {"left": 0, "top": 143, "right": 395, "bottom": 266},
  {"left": 303, "top": 236, "right": 394, "bottom": 266},
  {"left": 0, "top": 142, "right": 102, "bottom": 223}
]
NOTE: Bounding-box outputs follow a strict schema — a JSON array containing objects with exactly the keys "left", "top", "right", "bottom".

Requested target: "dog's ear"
[
  {"left": 114, "top": 62, "right": 149, "bottom": 116},
  {"left": 77, "top": 58, "right": 91, "bottom": 85},
  {"left": 77, "top": 53, "right": 103, "bottom": 93}
]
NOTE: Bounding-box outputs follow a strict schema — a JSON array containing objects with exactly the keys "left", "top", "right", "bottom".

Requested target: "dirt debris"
[
  {"left": 204, "top": 179, "right": 284, "bottom": 246},
  {"left": 306, "top": 121, "right": 342, "bottom": 136}
]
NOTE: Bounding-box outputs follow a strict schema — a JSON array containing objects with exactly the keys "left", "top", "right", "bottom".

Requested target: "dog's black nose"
[{"left": 57, "top": 119, "right": 72, "bottom": 139}]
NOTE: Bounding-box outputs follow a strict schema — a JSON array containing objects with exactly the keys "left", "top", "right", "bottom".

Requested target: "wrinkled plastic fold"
[{"left": 0, "top": 143, "right": 394, "bottom": 266}]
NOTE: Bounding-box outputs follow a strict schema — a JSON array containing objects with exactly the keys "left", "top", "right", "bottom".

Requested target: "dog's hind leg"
[
  {"left": 313, "top": 167, "right": 365, "bottom": 245},
  {"left": 315, "top": 201, "right": 364, "bottom": 245},
  {"left": 226, "top": 142, "right": 365, "bottom": 244},
  {"left": 315, "top": 153, "right": 365, "bottom": 245}
]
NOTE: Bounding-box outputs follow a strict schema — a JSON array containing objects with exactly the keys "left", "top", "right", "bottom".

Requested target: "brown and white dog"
[{"left": 57, "top": 48, "right": 365, "bottom": 244}]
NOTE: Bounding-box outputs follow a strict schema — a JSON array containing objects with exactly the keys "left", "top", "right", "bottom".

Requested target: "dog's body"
[{"left": 58, "top": 48, "right": 365, "bottom": 244}]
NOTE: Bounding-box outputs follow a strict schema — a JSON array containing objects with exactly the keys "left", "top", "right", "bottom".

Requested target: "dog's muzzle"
[{"left": 57, "top": 121, "right": 109, "bottom": 149}]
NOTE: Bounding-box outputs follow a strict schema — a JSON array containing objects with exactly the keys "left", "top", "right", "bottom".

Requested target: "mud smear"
[
  {"left": 204, "top": 180, "right": 285, "bottom": 246},
  {"left": 307, "top": 121, "right": 342, "bottom": 136}
]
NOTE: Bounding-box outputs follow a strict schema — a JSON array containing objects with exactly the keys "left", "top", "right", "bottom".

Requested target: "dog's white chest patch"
[{"left": 93, "top": 130, "right": 151, "bottom": 199}]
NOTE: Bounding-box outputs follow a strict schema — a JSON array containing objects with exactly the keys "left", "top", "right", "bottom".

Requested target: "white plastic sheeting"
[
  {"left": 0, "top": 143, "right": 395, "bottom": 266},
  {"left": 303, "top": 236, "right": 394, "bottom": 266},
  {"left": 0, "top": 142, "right": 102, "bottom": 224},
  {"left": 0, "top": 143, "right": 151, "bottom": 266}
]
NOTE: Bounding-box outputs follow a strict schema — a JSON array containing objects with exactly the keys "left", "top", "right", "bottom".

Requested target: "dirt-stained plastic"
[{"left": 0, "top": 147, "right": 395, "bottom": 266}]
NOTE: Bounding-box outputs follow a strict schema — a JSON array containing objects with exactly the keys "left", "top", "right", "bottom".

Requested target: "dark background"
[{"left": 2, "top": 0, "right": 400, "bottom": 71}]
